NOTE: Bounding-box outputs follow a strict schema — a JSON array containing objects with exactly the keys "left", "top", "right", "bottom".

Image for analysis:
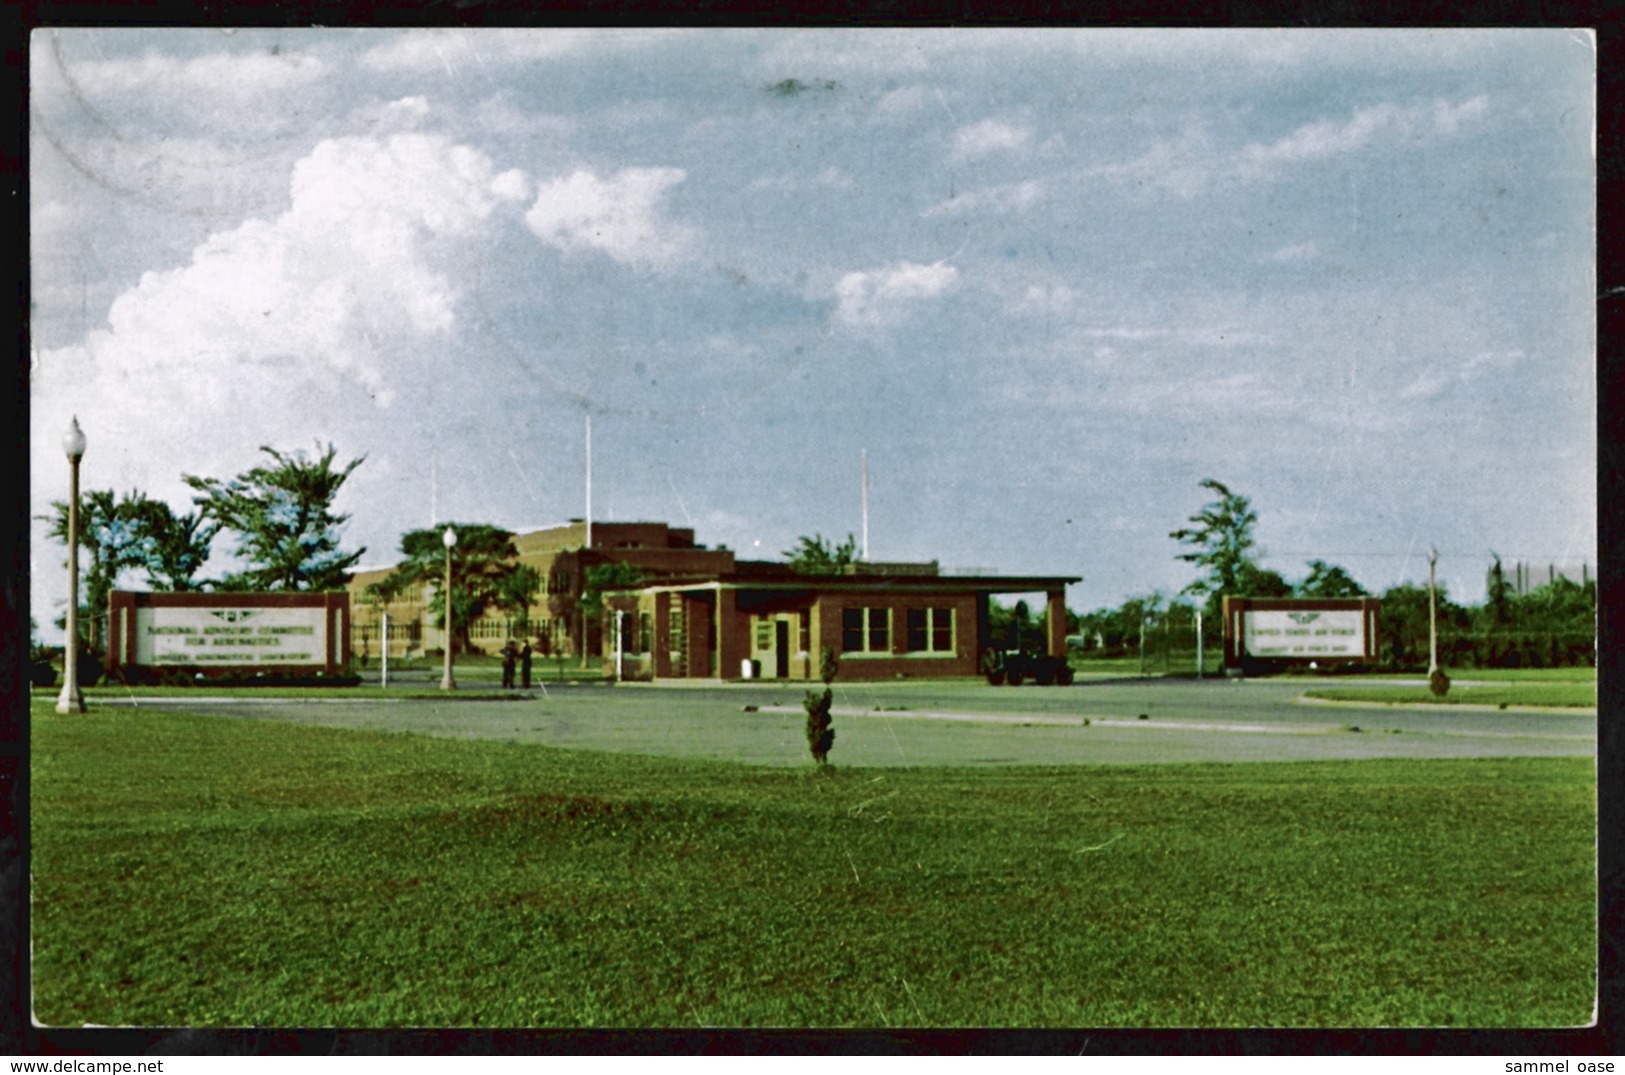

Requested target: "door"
[{"left": 774, "top": 620, "right": 791, "bottom": 678}]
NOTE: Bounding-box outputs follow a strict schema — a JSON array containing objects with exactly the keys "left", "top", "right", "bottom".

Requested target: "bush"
[
  {"left": 75, "top": 652, "right": 104, "bottom": 687},
  {"left": 803, "top": 647, "right": 838, "bottom": 766}
]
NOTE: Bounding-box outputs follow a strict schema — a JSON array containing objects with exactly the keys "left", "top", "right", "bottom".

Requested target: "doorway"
[{"left": 774, "top": 620, "right": 791, "bottom": 678}]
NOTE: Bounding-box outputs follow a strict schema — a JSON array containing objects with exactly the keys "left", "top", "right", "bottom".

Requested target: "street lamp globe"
[{"left": 63, "top": 417, "right": 86, "bottom": 461}]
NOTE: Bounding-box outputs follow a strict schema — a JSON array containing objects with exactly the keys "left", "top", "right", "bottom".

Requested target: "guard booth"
[
  {"left": 1222, "top": 596, "right": 1380, "bottom": 673},
  {"left": 106, "top": 591, "right": 352, "bottom": 684}
]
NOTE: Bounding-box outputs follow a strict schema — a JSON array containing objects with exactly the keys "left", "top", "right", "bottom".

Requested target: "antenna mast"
[
  {"left": 585, "top": 412, "right": 593, "bottom": 549},
  {"left": 861, "top": 450, "right": 869, "bottom": 561}
]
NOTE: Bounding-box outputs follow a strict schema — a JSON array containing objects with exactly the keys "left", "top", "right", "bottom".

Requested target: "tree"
[
  {"left": 1297, "top": 560, "right": 1368, "bottom": 599},
  {"left": 784, "top": 532, "right": 857, "bottom": 576},
  {"left": 1380, "top": 582, "right": 1467, "bottom": 670},
  {"left": 1237, "top": 562, "right": 1293, "bottom": 598},
  {"left": 42, "top": 488, "right": 154, "bottom": 651},
  {"left": 134, "top": 501, "right": 217, "bottom": 592},
  {"left": 185, "top": 442, "right": 365, "bottom": 591},
  {"left": 575, "top": 563, "right": 644, "bottom": 658},
  {"left": 1485, "top": 555, "right": 1514, "bottom": 627},
  {"left": 1169, "top": 479, "right": 1265, "bottom": 622},
  {"left": 496, "top": 564, "right": 543, "bottom": 637},
  {"left": 377, "top": 523, "right": 524, "bottom": 654}
]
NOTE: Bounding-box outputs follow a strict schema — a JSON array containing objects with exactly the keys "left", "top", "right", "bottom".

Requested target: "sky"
[{"left": 28, "top": 28, "right": 1597, "bottom": 641}]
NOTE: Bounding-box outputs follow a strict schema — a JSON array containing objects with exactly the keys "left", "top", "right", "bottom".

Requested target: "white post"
[
  {"left": 614, "top": 608, "right": 624, "bottom": 682},
  {"left": 381, "top": 611, "right": 390, "bottom": 689},
  {"left": 1195, "top": 609, "right": 1204, "bottom": 679},
  {"left": 56, "top": 417, "right": 87, "bottom": 714}
]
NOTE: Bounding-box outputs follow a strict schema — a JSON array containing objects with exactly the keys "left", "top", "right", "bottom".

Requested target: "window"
[
  {"left": 841, "top": 607, "right": 890, "bottom": 654},
  {"left": 638, "top": 612, "right": 653, "bottom": 654},
  {"left": 906, "top": 608, "right": 954, "bottom": 653}
]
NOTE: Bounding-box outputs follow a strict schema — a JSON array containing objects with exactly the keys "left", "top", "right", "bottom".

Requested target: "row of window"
[
  {"left": 359, "top": 583, "right": 424, "bottom": 606},
  {"left": 354, "top": 622, "right": 422, "bottom": 643},
  {"left": 842, "top": 607, "right": 955, "bottom": 655}
]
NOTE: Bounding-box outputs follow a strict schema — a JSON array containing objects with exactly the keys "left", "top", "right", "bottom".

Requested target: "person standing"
[
  {"left": 520, "top": 641, "right": 533, "bottom": 689},
  {"left": 501, "top": 640, "right": 517, "bottom": 689}
]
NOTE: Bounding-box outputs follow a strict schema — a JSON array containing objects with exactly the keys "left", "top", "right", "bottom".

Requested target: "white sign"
[
  {"left": 1243, "top": 608, "right": 1366, "bottom": 659},
  {"left": 134, "top": 605, "right": 327, "bottom": 666}
]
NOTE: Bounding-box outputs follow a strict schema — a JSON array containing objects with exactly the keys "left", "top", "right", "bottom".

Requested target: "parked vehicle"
[{"left": 980, "top": 646, "right": 1074, "bottom": 686}]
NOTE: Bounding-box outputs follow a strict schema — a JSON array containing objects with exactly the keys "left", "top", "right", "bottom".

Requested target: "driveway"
[{"left": 103, "top": 677, "right": 1596, "bottom": 768}]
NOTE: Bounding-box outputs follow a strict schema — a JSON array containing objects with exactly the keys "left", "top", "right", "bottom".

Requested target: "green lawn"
[
  {"left": 1304, "top": 684, "right": 1596, "bottom": 708},
  {"left": 1445, "top": 667, "right": 1595, "bottom": 683},
  {"left": 30, "top": 703, "right": 1595, "bottom": 1028}
]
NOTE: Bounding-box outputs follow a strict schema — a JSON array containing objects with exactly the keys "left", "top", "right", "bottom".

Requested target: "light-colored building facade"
[{"left": 347, "top": 520, "right": 730, "bottom": 663}]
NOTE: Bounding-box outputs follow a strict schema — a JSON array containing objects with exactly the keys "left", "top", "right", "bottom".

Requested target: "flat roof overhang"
[{"left": 606, "top": 574, "right": 1082, "bottom": 597}]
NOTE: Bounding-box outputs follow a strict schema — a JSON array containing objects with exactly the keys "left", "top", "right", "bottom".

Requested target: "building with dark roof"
[{"left": 347, "top": 520, "right": 1078, "bottom": 682}]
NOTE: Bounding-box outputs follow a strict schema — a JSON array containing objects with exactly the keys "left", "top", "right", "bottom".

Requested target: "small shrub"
[
  {"left": 1428, "top": 669, "right": 1451, "bottom": 698},
  {"left": 803, "top": 647, "right": 838, "bottom": 766}
]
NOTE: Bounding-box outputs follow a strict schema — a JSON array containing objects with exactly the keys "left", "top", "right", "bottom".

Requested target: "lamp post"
[
  {"left": 56, "top": 417, "right": 87, "bottom": 714},
  {"left": 1427, "top": 547, "right": 1449, "bottom": 697},
  {"left": 1427, "top": 547, "right": 1440, "bottom": 677},
  {"left": 440, "top": 526, "right": 457, "bottom": 691}
]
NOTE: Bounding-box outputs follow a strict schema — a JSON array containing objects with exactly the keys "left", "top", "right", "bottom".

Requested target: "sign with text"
[
  {"left": 107, "top": 591, "right": 350, "bottom": 681},
  {"left": 135, "top": 605, "right": 327, "bottom": 666},
  {"left": 1242, "top": 608, "right": 1366, "bottom": 659},
  {"left": 1222, "top": 597, "right": 1380, "bottom": 668}
]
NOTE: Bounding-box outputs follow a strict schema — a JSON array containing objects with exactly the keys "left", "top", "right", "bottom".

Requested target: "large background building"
[{"left": 347, "top": 521, "right": 1078, "bottom": 682}]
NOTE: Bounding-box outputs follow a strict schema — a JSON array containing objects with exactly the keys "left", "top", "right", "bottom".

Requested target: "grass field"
[
  {"left": 30, "top": 702, "right": 1595, "bottom": 1028},
  {"left": 1438, "top": 668, "right": 1595, "bottom": 683},
  {"left": 1303, "top": 684, "right": 1596, "bottom": 708}
]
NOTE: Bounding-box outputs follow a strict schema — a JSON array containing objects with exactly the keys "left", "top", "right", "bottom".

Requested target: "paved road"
[{"left": 107, "top": 677, "right": 1595, "bottom": 768}]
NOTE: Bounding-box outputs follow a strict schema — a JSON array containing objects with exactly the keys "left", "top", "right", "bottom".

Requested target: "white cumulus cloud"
[
  {"left": 834, "top": 260, "right": 958, "bottom": 327},
  {"left": 33, "top": 132, "right": 526, "bottom": 440},
  {"left": 1400, "top": 348, "right": 1524, "bottom": 400},
  {"left": 925, "top": 179, "right": 1044, "bottom": 217},
  {"left": 1010, "top": 283, "right": 1083, "bottom": 317},
  {"left": 525, "top": 167, "right": 698, "bottom": 270},
  {"left": 1240, "top": 95, "right": 1490, "bottom": 175},
  {"left": 1268, "top": 241, "right": 1320, "bottom": 263},
  {"left": 952, "top": 118, "right": 1031, "bottom": 162},
  {"left": 49, "top": 45, "right": 329, "bottom": 99},
  {"left": 360, "top": 28, "right": 663, "bottom": 73}
]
